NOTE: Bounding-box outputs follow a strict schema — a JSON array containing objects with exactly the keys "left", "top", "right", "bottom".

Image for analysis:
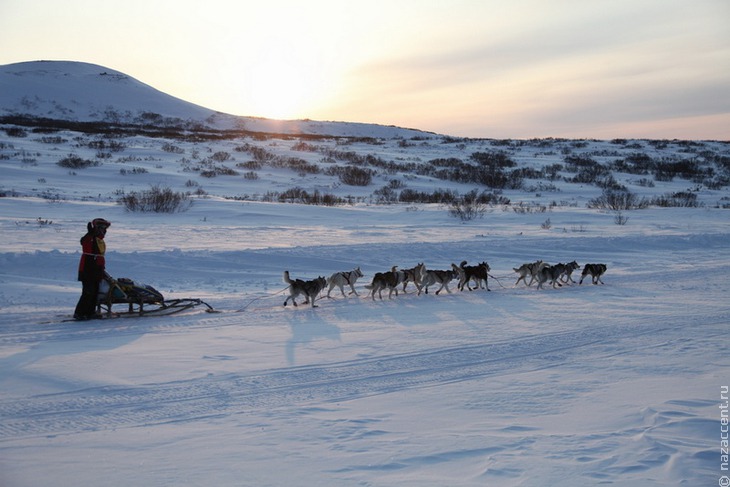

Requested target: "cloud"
[{"left": 336, "top": 0, "right": 730, "bottom": 138}]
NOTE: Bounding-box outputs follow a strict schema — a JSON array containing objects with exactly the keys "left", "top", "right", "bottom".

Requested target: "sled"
[{"left": 97, "top": 273, "right": 216, "bottom": 317}]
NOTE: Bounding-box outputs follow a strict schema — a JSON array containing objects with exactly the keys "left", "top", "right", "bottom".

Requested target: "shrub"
[
  {"left": 587, "top": 189, "right": 648, "bottom": 210},
  {"left": 337, "top": 166, "right": 373, "bottom": 186},
  {"left": 469, "top": 151, "right": 516, "bottom": 169},
  {"left": 234, "top": 144, "right": 276, "bottom": 164},
  {"left": 236, "top": 160, "right": 263, "bottom": 170},
  {"left": 210, "top": 151, "right": 231, "bottom": 162},
  {"left": 570, "top": 165, "right": 610, "bottom": 184},
  {"left": 512, "top": 202, "right": 548, "bottom": 214},
  {"left": 57, "top": 154, "right": 99, "bottom": 169},
  {"left": 399, "top": 188, "right": 458, "bottom": 204},
  {"left": 161, "top": 143, "right": 185, "bottom": 154},
  {"left": 292, "top": 141, "right": 318, "bottom": 152},
  {"left": 388, "top": 178, "right": 406, "bottom": 189},
  {"left": 449, "top": 190, "right": 489, "bottom": 221},
  {"left": 614, "top": 153, "right": 655, "bottom": 174},
  {"left": 201, "top": 166, "right": 238, "bottom": 177},
  {"left": 563, "top": 155, "right": 599, "bottom": 170},
  {"left": 119, "top": 167, "right": 149, "bottom": 175},
  {"left": 277, "top": 187, "right": 342, "bottom": 205},
  {"left": 88, "top": 139, "right": 126, "bottom": 152},
  {"left": 467, "top": 151, "right": 523, "bottom": 189},
  {"left": 39, "top": 136, "right": 67, "bottom": 144},
  {"left": 373, "top": 186, "right": 398, "bottom": 204},
  {"left": 655, "top": 158, "right": 704, "bottom": 181},
  {"left": 277, "top": 157, "right": 319, "bottom": 175},
  {"left": 614, "top": 211, "right": 629, "bottom": 225},
  {"left": 648, "top": 191, "right": 701, "bottom": 207},
  {"left": 118, "top": 185, "right": 192, "bottom": 213},
  {"left": 4, "top": 127, "right": 27, "bottom": 137}
]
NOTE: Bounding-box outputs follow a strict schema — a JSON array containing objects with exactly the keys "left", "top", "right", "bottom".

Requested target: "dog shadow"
[{"left": 284, "top": 310, "right": 341, "bottom": 366}]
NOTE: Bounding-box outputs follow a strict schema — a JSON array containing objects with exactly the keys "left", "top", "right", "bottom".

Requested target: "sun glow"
[{"left": 244, "top": 53, "right": 328, "bottom": 120}]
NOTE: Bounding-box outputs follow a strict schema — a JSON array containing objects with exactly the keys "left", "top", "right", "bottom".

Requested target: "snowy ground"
[{"left": 1, "top": 193, "right": 728, "bottom": 486}]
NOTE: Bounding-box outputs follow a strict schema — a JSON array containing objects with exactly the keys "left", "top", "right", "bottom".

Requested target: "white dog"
[{"left": 327, "top": 267, "right": 364, "bottom": 298}]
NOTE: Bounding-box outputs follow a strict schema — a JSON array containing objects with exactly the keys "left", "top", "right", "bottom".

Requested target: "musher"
[{"left": 73, "top": 218, "right": 110, "bottom": 320}]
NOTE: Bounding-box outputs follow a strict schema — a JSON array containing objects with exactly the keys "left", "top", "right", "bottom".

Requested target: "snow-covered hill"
[
  {"left": 0, "top": 60, "right": 431, "bottom": 138},
  {"left": 0, "top": 61, "right": 220, "bottom": 124}
]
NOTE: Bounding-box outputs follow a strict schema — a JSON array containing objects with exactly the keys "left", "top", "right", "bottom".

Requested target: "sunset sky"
[{"left": 1, "top": 0, "right": 728, "bottom": 139}]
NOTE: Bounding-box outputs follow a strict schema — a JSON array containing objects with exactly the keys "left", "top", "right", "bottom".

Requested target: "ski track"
[
  {"left": 0, "top": 310, "right": 240, "bottom": 347},
  {"left": 0, "top": 316, "right": 720, "bottom": 441}
]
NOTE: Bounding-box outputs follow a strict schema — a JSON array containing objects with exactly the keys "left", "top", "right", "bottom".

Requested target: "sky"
[{"left": 0, "top": 0, "right": 728, "bottom": 140}]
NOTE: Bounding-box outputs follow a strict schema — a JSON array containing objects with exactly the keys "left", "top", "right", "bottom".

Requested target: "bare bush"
[
  {"left": 200, "top": 166, "right": 238, "bottom": 178},
  {"left": 119, "top": 167, "right": 148, "bottom": 175},
  {"left": 88, "top": 139, "right": 126, "bottom": 152},
  {"left": 614, "top": 211, "right": 629, "bottom": 225},
  {"left": 276, "top": 157, "right": 320, "bottom": 176},
  {"left": 236, "top": 160, "right": 263, "bottom": 170},
  {"left": 210, "top": 151, "right": 231, "bottom": 162},
  {"left": 337, "top": 166, "right": 373, "bottom": 186},
  {"left": 292, "top": 141, "right": 318, "bottom": 152},
  {"left": 276, "top": 187, "right": 343, "bottom": 206},
  {"left": 57, "top": 154, "right": 99, "bottom": 169},
  {"left": 4, "top": 127, "right": 28, "bottom": 137},
  {"left": 39, "top": 136, "right": 67, "bottom": 144},
  {"left": 118, "top": 185, "right": 192, "bottom": 213},
  {"left": 161, "top": 143, "right": 185, "bottom": 154},
  {"left": 449, "top": 190, "right": 489, "bottom": 221},
  {"left": 399, "top": 188, "right": 458, "bottom": 204},
  {"left": 648, "top": 191, "right": 701, "bottom": 207},
  {"left": 587, "top": 189, "right": 648, "bottom": 210},
  {"left": 512, "top": 202, "right": 548, "bottom": 214},
  {"left": 373, "top": 186, "right": 398, "bottom": 204}
]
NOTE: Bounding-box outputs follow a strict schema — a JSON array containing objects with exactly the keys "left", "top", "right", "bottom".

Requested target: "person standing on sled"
[{"left": 74, "top": 218, "right": 110, "bottom": 320}]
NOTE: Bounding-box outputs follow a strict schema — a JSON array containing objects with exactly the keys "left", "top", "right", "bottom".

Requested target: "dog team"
[
  {"left": 283, "top": 260, "right": 607, "bottom": 308},
  {"left": 513, "top": 261, "right": 607, "bottom": 289}
]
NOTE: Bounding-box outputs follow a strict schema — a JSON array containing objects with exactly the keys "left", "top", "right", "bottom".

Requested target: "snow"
[{"left": 1, "top": 61, "right": 729, "bottom": 487}]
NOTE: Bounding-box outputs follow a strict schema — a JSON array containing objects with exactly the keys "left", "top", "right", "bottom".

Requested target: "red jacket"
[{"left": 78, "top": 232, "right": 106, "bottom": 281}]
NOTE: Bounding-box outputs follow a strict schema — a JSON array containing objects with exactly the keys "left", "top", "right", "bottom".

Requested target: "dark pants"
[{"left": 74, "top": 278, "right": 100, "bottom": 319}]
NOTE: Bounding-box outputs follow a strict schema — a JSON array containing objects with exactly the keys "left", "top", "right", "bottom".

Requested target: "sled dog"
[
  {"left": 419, "top": 268, "right": 456, "bottom": 295},
  {"left": 455, "top": 261, "right": 491, "bottom": 291},
  {"left": 365, "top": 266, "right": 403, "bottom": 300},
  {"left": 401, "top": 263, "right": 425, "bottom": 293},
  {"left": 327, "top": 267, "right": 364, "bottom": 298},
  {"left": 560, "top": 261, "right": 580, "bottom": 284},
  {"left": 536, "top": 263, "right": 566, "bottom": 289},
  {"left": 283, "top": 271, "right": 327, "bottom": 307},
  {"left": 513, "top": 260, "right": 545, "bottom": 286},
  {"left": 579, "top": 263, "right": 607, "bottom": 285}
]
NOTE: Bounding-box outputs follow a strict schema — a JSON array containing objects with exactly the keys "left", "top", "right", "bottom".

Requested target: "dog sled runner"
[{"left": 97, "top": 273, "right": 216, "bottom": 317}]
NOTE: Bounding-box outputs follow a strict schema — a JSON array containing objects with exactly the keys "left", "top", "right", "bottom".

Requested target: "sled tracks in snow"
[{"left": 0, "top": 319, "right": 719, "bottom": 440}]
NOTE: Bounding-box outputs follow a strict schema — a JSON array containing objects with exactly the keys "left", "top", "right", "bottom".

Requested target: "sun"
[{"left": 244, "top": 53, "right": 329, "bottom": 120}]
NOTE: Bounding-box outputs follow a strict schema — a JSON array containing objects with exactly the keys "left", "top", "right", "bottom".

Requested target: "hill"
[{"left": 0, "top": 60, "right": 431, "bottom": 138}]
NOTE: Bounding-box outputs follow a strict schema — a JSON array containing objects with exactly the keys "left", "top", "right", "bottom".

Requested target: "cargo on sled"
[{"left": 97, "top": 273, "right": 216, "bottom": 317}]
